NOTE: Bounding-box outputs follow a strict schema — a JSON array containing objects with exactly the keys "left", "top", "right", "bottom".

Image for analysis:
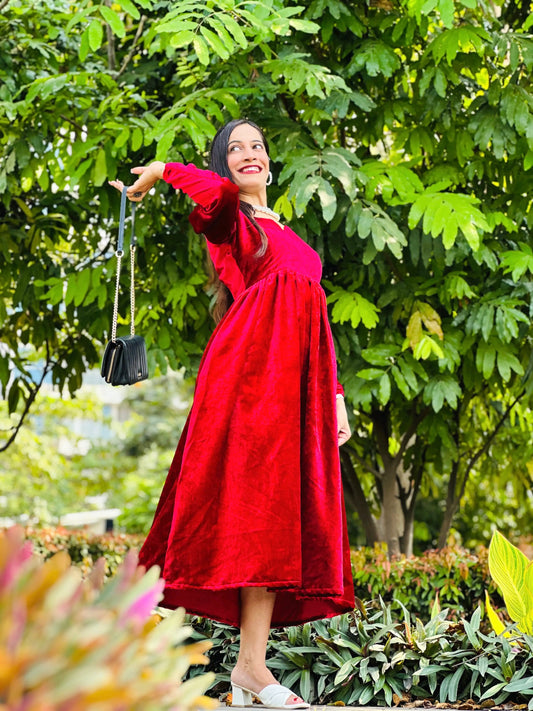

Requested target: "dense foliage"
[
  {"left": 351, "top": 543, "right": 501, "bottom": 620},
  {"left": 2, "top": 0, "right": 533, "bottom": 551},
  {"left": 188, "top": 603, "right": 533, "bottom": 707},
  {"left": 16, "top": 525, "right": 532, "bottom": 707}
]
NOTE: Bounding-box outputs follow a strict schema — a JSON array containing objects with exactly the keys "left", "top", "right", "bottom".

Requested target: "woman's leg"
[{"left": 230, "top": 587, "right": 305, "bottom": 703}]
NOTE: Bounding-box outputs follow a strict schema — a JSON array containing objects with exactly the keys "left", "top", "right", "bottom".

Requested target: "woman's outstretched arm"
[
  {"left": 108, "top": 161, "right": 166, "bottom": 201},
  {"left": 110, "top": 161, "right": 241, "bottom": 244}
]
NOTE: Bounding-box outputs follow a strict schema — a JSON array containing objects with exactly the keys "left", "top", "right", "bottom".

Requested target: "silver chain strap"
[{"left": 130, "top": 245, "right": 136, "bottom": 336}]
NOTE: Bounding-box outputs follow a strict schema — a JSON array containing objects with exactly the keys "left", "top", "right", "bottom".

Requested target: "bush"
[
  {"left": 351, "top": 544, "right": 501, "bottom": 620},
  {"left": 189, "top": 602, "right": 533, "bottom": 708},
  {"left": 0, "top": 526, "right": 216, "bottom": 710},
  {"left": 20, "top": 526, "right": 529, "bottom": 707},
  {"left": 23, "top": 525, "right": 145, "bottom": 576}
]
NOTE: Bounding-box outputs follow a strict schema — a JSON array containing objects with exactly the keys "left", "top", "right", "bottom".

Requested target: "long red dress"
[{"left": 138, "top": 162, "right": 355, "bottom": 628}]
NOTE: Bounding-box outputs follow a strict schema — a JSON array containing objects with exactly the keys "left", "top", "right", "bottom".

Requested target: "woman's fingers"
[
  {"left": 108, "top": 179, "right": 125, "bottom": 192},
  {"left": 107, "top": 177, "right": 147, "bottom": 201},
  {"left": 109, "top": 163, "right": 162, "bottom": 201},
  {"left": 338, "top": 429, "right": 351, "bottom": 446}
]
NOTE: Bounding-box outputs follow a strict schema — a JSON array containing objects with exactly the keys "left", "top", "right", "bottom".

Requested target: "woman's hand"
[
  {"left": 108, "top": 161, "right": 166, "bottom": 201},
  {"left": 336, "top": 396, "right": 351, "bottom": 446}
]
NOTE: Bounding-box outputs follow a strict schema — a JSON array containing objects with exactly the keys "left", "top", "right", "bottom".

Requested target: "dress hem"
[
  {"left": 158, "top": 598, "right": 356, "bottom": 630},
  {"left": 164, "top": 580, "right": 345, "bottom": 597}
]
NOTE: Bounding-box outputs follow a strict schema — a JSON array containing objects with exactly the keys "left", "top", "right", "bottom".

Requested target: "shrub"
[
  {"left": 351, "top": 544, "right": 501, "bottom": 620},
  {"left": 23, "top": 525, "right": 144, "bottom": 577},
  {"left": 189, "top": 602, "right": 533, "bottom": 708},
  {"left": 0, "top": 526, "right": 216, "bottom": 710}
]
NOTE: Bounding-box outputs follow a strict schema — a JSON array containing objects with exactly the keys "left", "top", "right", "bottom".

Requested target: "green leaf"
[
  {"left": 316, "top": 177, "right": 337, "bottom": 222},
  {"left": 88, "top": 19, "right": 104, "bottom": 52},
  {"left": 117, "top": 0, "right": 141, "bottom": 19},
  {"left": 7, "top": 379, "right": 21, "bottom": 414},
  {"left": 200, "top": 26, "right": 230, "bottom": 60},
  {"left": 361, "top": 344, "right": 400, "bottom": 366},
  {"left": 391, "top": 365, "right": 411, "bottom": 398},
  {"left": 357, "top": 368, "right": 385, "bottom": 380},
  {"left": 328, "top": 290, "right": 380, "bottom": 329},
  {"left": 193, "top": 36, "right": 210, "bottom": 65},
  {"left": 423, "top": 375, "right": 461, "bottom": 412},
  {"left": 358, "top": 208, "right": 372, "bottom": 239},
  {"left": 500, "top": 245, "right": 533, "bottom": 282},
  {"left": 475, "top": 341, "right": 496, "bottom": 379},
  {"left": 496, "top": 349, "right": 524, "bottom": 381},
  {"left": 293, "top": 176, "right": 321, "bottom": 216},
  {"left": 504, "top": 677, "right": 533, "bottom": 693},
  {"left": 223, "top": 14, "right": 249, "bottom": 49},
  {"left": 378, "top": 373, "right": 391, "bottom": 405},
  {"left": 408, "top": 191, "right": 490, "bottom": 249},
  {"left": 169, "top": 30, "right": 196, "bottom": 48},
  {"left": 99, "top": 5, "right": 126, "bottom": 38},
  {"left": 489, "top": 531, "right": 531, "bottom": 629},
  {"left": 92, "top": 148, "right": 108, "bottom": 187},
  {"left": 74, "top": 269, "right": 91, "bottom": 307}
]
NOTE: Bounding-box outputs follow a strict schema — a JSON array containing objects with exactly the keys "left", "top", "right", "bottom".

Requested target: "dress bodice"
[{"left": 162, "top": 162, "right": 322, "bottom": 299}]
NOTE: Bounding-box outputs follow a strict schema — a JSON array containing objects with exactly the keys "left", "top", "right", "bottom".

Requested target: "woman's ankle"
[{"left": 230, "top": 664, "right": 278, "bottom": 691}]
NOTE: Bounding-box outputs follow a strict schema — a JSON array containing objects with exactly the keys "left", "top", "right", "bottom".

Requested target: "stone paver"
[{"left": 217, "top": 706, "right": 471, "bottom": 711}]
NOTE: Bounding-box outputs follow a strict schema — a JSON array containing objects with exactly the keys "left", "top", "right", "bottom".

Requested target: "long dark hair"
[{"left": 206, "top": 119, "right": 270, "bottom": 323}]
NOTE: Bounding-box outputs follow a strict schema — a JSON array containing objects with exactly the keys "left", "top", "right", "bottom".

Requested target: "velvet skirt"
[{"left": 138, "top": 270, "right": 355, "bottom": 627}]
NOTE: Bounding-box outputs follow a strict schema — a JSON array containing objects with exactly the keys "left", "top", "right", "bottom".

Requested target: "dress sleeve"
[
  {"left": 336, "top": 381, "right": 344, "bottom": 396},
  {"left": 163, "top": 162, "right": 240, "bottom": 244}
]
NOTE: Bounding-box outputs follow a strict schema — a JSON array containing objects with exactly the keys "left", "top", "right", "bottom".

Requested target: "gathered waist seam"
[{"left": 244, "top": 269, "right": 322, "bottom": 292}]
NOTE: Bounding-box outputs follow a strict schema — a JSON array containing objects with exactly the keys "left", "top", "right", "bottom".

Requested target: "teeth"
[{"left": 242, "top": 167, "right": 260, "bottom": 173}]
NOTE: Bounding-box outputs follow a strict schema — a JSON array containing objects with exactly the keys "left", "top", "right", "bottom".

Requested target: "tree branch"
[
  {"left": 461, "top": 390, "right": 525, "bottom": 500},
  {"left": 0, "top": 0, "right": 11, "bottom": 12},
  {"left": 0, "top": 348, "right": 53, "bottom": 453},
  {"left": 393, "top": 405, "right": 430, "bottom": 468},
  {"left": 105, "top": 0, "right": 116, "bottom": 72},
  {"left": 372, "top": 406, "right": 392, "bottom": 468},
  {"left": 347, "top": 446, "right": 382, "bottom": 478},
  {"left": 116, "top": 15, "right": 146, "bottom": 78},
  {"left": 59, "top": 114, "right": 86, "bottom": 135},
  {"left": 437, "top": 390, "right": 525, "bottom": 547}
]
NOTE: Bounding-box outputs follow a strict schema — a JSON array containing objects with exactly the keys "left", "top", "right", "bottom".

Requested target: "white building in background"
[{"left": 49, "top": 368, "right": 133, "bottom": 457}]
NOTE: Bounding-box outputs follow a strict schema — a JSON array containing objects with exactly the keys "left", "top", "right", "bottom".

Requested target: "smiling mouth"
[{"left": 239, "top": 166, "right": 262, "bottom": 174}]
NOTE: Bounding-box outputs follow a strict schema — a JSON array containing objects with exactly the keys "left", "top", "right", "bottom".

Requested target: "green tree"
[{"left": 1, "top": 0, "right": 532, "bottom": 553}]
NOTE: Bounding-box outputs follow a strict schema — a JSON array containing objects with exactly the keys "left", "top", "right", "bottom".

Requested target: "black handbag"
[{"left": 101, "top": 187, "right": 148, "bottom": 386}]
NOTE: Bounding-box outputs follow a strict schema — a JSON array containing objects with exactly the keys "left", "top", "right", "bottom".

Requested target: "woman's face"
[{"left": 226, "top": 123, "right": 269, "bottom": 193}]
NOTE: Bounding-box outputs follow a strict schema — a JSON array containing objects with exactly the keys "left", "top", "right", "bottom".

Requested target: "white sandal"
[{"left": 231, "top": 683, "right": 310, "bottom": 709}]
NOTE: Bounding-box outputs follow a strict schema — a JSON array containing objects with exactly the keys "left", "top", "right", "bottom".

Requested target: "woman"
[{"left": 110, "top": 119, "right": 354, "bottom": 709}]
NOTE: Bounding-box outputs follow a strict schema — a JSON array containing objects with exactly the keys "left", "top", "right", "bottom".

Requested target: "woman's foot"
[{"left": 230, "top": 666, "right": 306, "bottom": 706}]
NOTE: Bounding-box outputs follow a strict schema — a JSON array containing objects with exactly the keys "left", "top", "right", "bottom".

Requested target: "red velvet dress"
[{"left": 138, "top": 162, "right": 355, "bottom": 628}]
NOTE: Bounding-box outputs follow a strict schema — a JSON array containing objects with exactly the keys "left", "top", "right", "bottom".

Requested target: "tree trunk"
[
  {"left": 380, "top": 463, "right": 403, "bottom": 556},
  {"left": 437, "top": 460, "right": 460, "bottom": 548},
  {"left": 372, "top": 409, "right": 405, "bottom": 557}
]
